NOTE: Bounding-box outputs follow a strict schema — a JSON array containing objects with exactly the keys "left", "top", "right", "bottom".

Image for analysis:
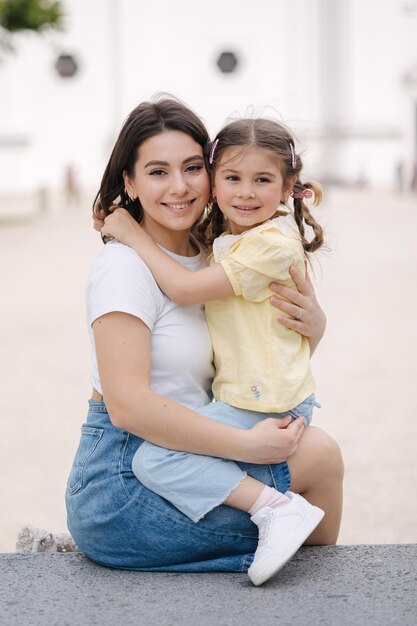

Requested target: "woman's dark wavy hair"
[
  {"left": 198, "top": 118, "right": 324, "bottom": 253},
  {"left": 93, "top": 96, "right": 210, "bottom": 231}
]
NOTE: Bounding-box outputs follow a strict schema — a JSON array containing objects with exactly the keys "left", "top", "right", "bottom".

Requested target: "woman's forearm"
[
  {"left": 106, "top": 387, "right": 248, "bottom": 461},
  {"left": 307, "top": 307, "right": 326, "bottom": 355},
  {"left": 105, "top": 386, "right": 303, "bottom": 466}
]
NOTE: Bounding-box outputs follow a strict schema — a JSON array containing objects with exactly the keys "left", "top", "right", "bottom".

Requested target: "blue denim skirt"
[{"left": 65, "top": 400, "right": 291, "bottom": 572}]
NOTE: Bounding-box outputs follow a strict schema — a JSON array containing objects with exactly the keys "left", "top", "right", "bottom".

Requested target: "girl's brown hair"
[
  {"left": 93, "top": 96, "right": 210, "bottom": 226},
  {"left": 198, "top": 118, "right": 324, "bottom": 253}
]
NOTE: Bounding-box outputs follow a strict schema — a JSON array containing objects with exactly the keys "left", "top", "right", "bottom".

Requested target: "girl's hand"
[
  {"left": 241, "top": 415, "right": 304, "bottom": 464},
  {"left": 93, "top": 209, "right": 106, "bottom": 232},
  {"left": 269, "top": 265, "right": 326, "bottom": 354},
  {"left": 101, "top": 208, "right": 141, "bottom": 246}
]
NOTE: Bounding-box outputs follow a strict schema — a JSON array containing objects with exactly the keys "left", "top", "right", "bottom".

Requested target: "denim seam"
[
  {"left": 268, "top": 461, "right": 291, "bottom": 493},
  {"left": 88, "top": 401, "right": 108, "bottom": 413},
  {"left": 85, "top": 554, "right": 253, "bottom": 573},
  {"left": 269, "top": 464, "right": 278, "bottom": 491},
  {"left": 67, "top": 428, "right": 104, "bottom": 496},
  {"left": 242, "top": 553, "right": 254, "bottom": 571},
  {"left": 285, "top": 462, "right": 291, "bottom": 491},
  {"left": 118, "top": 432, "right": 133, "bottom": 500}
]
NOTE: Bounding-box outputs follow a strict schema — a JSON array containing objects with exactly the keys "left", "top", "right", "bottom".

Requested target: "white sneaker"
[{"left": 248, "top": 492, "right": 324, "bottom": 586}]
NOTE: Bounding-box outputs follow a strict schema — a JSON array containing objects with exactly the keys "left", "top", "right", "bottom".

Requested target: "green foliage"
[{"left": 0, "top": 0, "right": 63, "bottom": 33}]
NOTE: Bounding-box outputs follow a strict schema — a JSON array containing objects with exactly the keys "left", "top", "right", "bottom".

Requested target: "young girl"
[{"left": 101, "top": 117, "right": 326, "bottom": 586}]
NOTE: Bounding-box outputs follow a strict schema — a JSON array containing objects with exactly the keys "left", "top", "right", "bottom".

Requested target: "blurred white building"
[{"left": 0, "top": 0, "right": 416, "bottom": 201}]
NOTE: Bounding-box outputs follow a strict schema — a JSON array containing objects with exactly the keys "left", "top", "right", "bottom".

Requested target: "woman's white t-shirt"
[{"left": 86, "top": 240, "right": 214, "bottom": 410}]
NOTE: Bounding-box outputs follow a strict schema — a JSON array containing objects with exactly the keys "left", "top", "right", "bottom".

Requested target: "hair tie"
[
  {"left": 289, "top": 142, "right": 297, "bottom": 169},
  {"left": 291, "top": 189, "right": 313, "bottom": 199},
  {"left": 209, "top": 139, "right": 219, "bottom": 165}
]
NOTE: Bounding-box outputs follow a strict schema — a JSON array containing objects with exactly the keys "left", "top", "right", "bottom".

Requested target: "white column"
[{"left": 318, "top": 0, "right": 351, "bottom": 182}]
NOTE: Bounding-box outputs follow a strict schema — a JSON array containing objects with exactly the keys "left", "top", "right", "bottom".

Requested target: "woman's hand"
[
  {"left": 270, "top": 265, "right": 326, "bottom": 354},
  {"left": 101, "top": 208, "right": 142, "bottom": 246},
  {"left": 240, "top": 415, "right": 305, "bottom": 464}
]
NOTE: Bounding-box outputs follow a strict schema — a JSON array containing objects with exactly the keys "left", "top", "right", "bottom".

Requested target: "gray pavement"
[{"left": 1, "top": 546, "right": 417, "bottom": 626}]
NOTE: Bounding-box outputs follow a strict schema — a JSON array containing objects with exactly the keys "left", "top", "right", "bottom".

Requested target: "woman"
[{"left": 66, "top": 96, "right": 343, "bottom": 571}]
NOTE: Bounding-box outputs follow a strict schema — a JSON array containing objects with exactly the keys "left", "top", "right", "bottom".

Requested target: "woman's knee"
[
  {"left": 312, "top": 427, "right": 344, "bottom": 482},
  {"left": 289, "top": 426, "right": 344, "bottom": 492}
]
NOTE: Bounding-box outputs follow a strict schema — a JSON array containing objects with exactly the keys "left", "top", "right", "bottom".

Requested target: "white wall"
[
  {"left": 340, "top": 0, "right": 417, "bottom": 186},
  {"left": 0, "top": 0, "right": 415, "bottom": 197}
]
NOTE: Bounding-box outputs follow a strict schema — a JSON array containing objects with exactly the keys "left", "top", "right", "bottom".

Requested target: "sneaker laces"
[{"left": 257, "top": 513, "right": 273, "bottom": 547}]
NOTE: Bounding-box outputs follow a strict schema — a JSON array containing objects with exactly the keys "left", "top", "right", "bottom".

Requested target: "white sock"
[{"left": 249, "top": 485, "right": 291, "bottom": 516}]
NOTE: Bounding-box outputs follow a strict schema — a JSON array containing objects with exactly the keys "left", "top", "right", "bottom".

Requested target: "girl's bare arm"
[
  {"left": 101, "top": 209, "right": 233, "bottom": 305},
  {"left": 100, "top": 209, "right": 326, "bottom": 352}
]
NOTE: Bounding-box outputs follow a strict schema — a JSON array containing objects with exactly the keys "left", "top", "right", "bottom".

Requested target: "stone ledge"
[{"left": 1, "top": 545, "right": 416, "bottom": 626}]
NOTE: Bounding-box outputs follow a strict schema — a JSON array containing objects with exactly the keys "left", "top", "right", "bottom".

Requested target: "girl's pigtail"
[
  {"left": 292, "top": 180, "right": 324, "bottom": 253},
  {"left": 196, "top": 213, "right": 212, "bottom": 247},
  {"left": 212, "top": 201, "right": 226, "bottom": 241},
  {"left": 197, "top": 201, "right": 225, "bottom": 247}
]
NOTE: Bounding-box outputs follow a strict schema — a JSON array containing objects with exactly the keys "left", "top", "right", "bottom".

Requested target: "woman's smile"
[{"left": 162, "top": 199, "right": 196, "bottom": 211}]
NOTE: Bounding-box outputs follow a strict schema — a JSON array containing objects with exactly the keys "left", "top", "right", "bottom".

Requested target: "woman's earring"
[{"left": 125, "top": 187, "right": 136, "bottom": 201}]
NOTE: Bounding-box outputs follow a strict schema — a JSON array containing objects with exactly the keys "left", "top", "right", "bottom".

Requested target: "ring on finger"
[{"left": 295, "top": 305, "right": 304, "bottom": 320}]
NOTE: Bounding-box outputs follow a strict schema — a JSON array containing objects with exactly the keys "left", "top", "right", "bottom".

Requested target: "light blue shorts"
[{"left": 132, "top": 395, "right": 317, "bottom": 523}]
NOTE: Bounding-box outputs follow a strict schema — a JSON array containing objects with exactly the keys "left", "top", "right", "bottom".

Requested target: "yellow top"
[{"left": 205, "top": 214, "right": 314, "bottom": 413}]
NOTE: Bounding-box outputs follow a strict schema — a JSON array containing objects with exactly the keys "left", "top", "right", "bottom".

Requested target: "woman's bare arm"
[{"left": 94, "top": 311, "right": 304, "bottom": 464}]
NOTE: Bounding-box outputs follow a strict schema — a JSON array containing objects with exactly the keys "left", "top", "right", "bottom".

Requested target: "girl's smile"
[{"left": 232, "top": 204, "right": 261, "bottom": 213}]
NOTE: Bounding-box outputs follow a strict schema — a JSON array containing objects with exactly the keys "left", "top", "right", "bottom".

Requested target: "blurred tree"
[{"left": 0, "top": 0, "right": 63, "bottom": 51}]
